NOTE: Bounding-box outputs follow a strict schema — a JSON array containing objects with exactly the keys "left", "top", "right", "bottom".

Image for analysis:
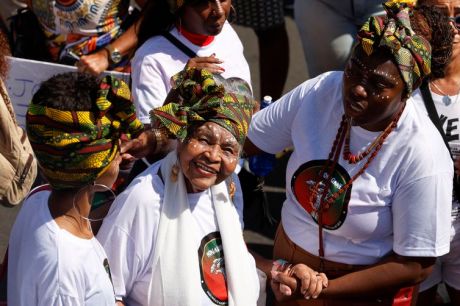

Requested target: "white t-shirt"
[
  {"left": 131, "top": 22, "right": 252, "bottom": 123},
  {"left": 248, "top": 71, "right": 453, "bottom": 265},
  {"left": 412, "top": 88, "right": 460, "bottom": 219},
  {"left": 8, "top": 190, "right": 115, "bottom": 306},
  {"left": 97, "top": 161, "right": 253, "bottom": 306}
]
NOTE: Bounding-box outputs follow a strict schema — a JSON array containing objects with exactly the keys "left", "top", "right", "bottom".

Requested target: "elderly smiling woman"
[{"left": 97, "top": 68, "right": 261, "bottom": 306}]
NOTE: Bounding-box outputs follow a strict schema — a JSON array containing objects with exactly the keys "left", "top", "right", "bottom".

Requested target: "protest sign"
[{"left": 5, "top": 56, "right": 130, "bottom": 127}]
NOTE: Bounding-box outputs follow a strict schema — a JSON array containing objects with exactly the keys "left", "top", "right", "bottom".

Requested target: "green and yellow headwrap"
[
  {"left": 151, "top": 68, "right": 254, "bottom": 145},
  {"left": 26, "top": 76, "right": 144, "bottom": 190},
  {"left": 356, "top": 1, "right": 431, "bottom": 96}
]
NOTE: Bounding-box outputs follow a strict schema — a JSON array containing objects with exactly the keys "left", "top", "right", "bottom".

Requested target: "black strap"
[
  {"left": 420, "top": 80, "right": 454, "bottom": 160},
  {"left": 161, "top": 32, "right": 197, "bottom": 58},
  {"left": 420, "top": 80, "right": 460, "bottom": 200}
]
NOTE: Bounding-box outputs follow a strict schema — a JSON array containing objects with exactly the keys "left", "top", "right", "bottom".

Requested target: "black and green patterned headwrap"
[
  {"left": 356, "top": 1, "right": 431, "bottom": 96},
  {"left": 151, "top": 68, "right": 254, "bottom": 145}
]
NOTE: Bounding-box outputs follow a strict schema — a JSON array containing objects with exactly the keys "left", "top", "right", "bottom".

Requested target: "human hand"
[
  {"left": 270, "top": 261, "right": 328, "bottom": 301},
  {"left": 77, "top": 49, "right": 110, "bottom": 75},
  {"left": 186, "top": 54, "right": 225, "bottom": 74},
  {"left": 120, "top": 131, "right": 153, "bottom": 160}
]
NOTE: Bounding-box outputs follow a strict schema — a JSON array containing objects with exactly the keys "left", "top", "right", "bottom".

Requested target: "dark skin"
[
  {"left": 122, "top": 48, "right": 435, "bottom": 301},
  {"left": 182, "top": 0, "right": 231, "bottom": 74}
]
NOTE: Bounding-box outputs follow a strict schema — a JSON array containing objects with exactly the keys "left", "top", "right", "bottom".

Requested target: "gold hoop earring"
[
  {"left": 171, "top": 162, "right": 180, "bottom": 182},
  {"left": 228, "top": 178, "right": 236, "bottom": 201}
]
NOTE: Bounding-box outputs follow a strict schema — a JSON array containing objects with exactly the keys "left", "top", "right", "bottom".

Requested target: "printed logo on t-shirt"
[
  {"left": 291, "top": 160, "right": 351, "bottom": 230},
  {"left": 198, "top": 232, "right": 228, "bottom": 305}
]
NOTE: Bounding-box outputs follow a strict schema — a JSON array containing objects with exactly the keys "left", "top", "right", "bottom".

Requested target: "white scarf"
[{"left": 148, "top": 151, "right": 259, "bottom": 306}]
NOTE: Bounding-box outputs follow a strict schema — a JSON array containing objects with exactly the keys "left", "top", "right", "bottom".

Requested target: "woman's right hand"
[
  {"left": 186, "top": 54, "right": 225, "bottom": 74},
  {"left": 271, "top": 262, "right": 328, "bottom": 301}
]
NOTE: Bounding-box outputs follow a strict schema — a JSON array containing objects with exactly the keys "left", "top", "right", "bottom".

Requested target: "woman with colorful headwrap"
[
  {"left": 96, "top": 68, "right": 296, "bottom": 306},
  {"left": 242, "top": 2, "right": 455, "bottom": 305},
  {"left": 7, "top": 72, "right": 143, "bottom": 305}
]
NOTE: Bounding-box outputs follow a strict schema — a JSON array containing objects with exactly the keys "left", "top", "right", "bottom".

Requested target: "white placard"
[{"left": 5, "top": 56, "right": 131, "bottom": 127}]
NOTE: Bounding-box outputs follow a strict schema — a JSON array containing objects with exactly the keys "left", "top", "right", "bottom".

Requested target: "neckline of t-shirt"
[
  {"left": 350, "top": 102, "right": 409, "bottom": 138},
  {"left": 172, "top": 27, "right": 215, "bottom": 51},
  {"left": 430, "top": 90, "right": 460, "bottom": 105},
  {"left": 40, "top": 192, "right": 96, "bottom": 244}
]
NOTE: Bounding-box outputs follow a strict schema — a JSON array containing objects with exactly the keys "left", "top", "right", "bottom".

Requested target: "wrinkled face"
[
  {"left": 182, "top": 0, "right": 231, "bottom": 36},
  {"left": 178, "top": 122, "right": 240, "bottom": 193},
  {"left": 342, "top": 47, "right": 406, "bottom": 131}
]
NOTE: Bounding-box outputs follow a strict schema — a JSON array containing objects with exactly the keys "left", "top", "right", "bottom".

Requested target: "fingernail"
[
  {"left": 219, "top": 67, "right": 225, "bottom": 72},
  {"left": 211, "top": 53, "right": 216, "bottom": 57},
  {"left": 313, "top": 295, "right": 318, "bottom": 299}
]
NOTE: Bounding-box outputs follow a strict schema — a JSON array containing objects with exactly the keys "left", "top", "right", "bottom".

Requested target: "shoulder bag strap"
[
  {"left": 420, "top": 80, "right": 454, "bottom": 159},
  {"left": 161, "top": 31, "right": 197, "bottom": 58}
]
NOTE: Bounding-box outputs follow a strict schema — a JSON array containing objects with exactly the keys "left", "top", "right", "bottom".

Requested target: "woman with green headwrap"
[
  {"left": 242, "top": 2, "right": 455, "bottom": 305},
  {"left": 97, "top": 68, "right": 272, "bottom": 306},
  {"left": 8, "top": 72, "right": 144, "bottom": 305}
]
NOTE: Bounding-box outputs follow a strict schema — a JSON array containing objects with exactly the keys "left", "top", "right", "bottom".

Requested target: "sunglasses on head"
[{"left": 449, "top": 15, "right": 460, "bottom": 29}]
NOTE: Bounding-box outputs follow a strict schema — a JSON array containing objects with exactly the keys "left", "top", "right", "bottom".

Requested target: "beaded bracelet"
[{"left": 272, "top": 259, "right": 291, "bottom": 272}]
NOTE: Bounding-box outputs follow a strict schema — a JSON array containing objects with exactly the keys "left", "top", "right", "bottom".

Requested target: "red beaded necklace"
[{"left": 310, "top": 103, "right": 405, "bottom": 270}]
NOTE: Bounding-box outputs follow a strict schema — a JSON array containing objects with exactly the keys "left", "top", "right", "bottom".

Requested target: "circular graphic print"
[{"left": 291, "top": 160, "right": 351, "bottom": 230}]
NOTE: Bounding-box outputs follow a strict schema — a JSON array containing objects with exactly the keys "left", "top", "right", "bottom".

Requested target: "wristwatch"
[{"left": 104, "top": 44, "right": 122, "bottom": 64}]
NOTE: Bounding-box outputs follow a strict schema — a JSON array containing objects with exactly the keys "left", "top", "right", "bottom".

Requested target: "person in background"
[
  {"left": 25, "top": 0, "right": 145, "bottom": 75},
  {"left": 244, "top": 2, "right": 454, "bottom": 305},
  {"left": 0, "top": 0, "right": 26, "bottom": 31},
  {"left": 412, "top": 0, "right": 460, "bottom": 305},
  {"left": 232, "top": 0, "right": 289, "bottom": 100},
  {"left": 97, "top": 68, "right": 271, "bottom": 305},
  {"left": 294, "top": 0, "right": 384, "bottom": 78},
  {"left": 7, "top": 72, "right": 143, "bottom": 305},
  {"left": 0, "top": 26, "right": 36, "bottom": 207},
  {"left": 132, "top": 0, "right": 251, "bottom": 127}
]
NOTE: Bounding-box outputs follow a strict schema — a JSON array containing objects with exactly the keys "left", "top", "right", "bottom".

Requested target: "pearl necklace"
[{"left": 430, "top": 81, "right": 460, "bottom": 106}]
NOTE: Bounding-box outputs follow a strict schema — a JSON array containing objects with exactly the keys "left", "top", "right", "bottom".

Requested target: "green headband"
[{"left": 151, "top": 68, "right": 254, "bottom": 145}]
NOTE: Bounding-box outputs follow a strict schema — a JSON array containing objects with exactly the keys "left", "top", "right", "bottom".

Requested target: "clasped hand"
[{"left": 271, "top": 260, "right": 328, "bottom": 302}]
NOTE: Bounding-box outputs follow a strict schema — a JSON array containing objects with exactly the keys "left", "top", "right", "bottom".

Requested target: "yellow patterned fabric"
[
  {"left": 357, "top": 1, "right": 431, "bottom": 96},
  {"left": 151, "top": 68, "right": 254, "bottom": 145},
  {"left": 26, "top": 76, "right": 143, "bottom": 190}
]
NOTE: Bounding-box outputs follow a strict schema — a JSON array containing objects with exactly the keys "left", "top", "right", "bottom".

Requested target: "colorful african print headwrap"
[
  {"left": 26, "top": 76, "right": 143, "bottom": 190},
  {"left": 356, "top": 1, "right": 431, "bottom": 96},
  {"left": 151, "top": 68, "right": 254, "bottom": 145}
]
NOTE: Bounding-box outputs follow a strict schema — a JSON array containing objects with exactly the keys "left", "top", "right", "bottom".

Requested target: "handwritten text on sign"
[{"left": 5, "top": 56, "right": 130, "bottom": 127}]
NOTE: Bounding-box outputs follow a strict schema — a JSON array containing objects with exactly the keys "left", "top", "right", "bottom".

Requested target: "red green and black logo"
[
  {"left": 291, "top": 160, "right": 351, "bottom": 230},
  {"left": 198, "top": 232, "right": 228, "bottom": 305}
]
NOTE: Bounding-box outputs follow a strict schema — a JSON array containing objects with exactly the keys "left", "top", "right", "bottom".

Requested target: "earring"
[
  {"left": 227, "top": 5, "right": 237, "bottom": 23},
  {"left": 177, "top": 17, "right": 183, "bottom": 34},
  {"left": 171, "top": 163, "right": 180, "bottom": 182},
  {"left": 228, "top": 178, "right": 236, "bottom": 201}
]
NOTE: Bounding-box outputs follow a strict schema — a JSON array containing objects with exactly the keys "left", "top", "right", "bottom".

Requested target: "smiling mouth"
[{"left": 194, "top": 161, "right": 217, "bottom": 175}]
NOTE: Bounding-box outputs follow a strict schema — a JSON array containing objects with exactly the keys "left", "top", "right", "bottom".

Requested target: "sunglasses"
[{"left": 449, "top": 15, "right": 460, "bottom": 29}]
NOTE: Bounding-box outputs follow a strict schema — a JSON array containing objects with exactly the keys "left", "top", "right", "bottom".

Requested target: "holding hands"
[{"left": 271, "top": 259, "right": 328, "bottom": 302}]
